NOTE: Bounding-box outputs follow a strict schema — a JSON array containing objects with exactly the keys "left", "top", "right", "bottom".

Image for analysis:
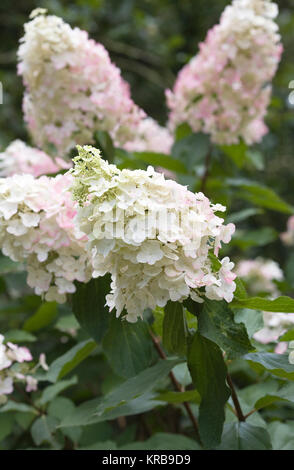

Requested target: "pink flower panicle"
[
  {"left": 166, "top": 0, "right": 282, "bottom": 145},
  {"left": 18, "top": 10, "right": 173, "bottom": 160},
  {"left": 0, "top": 140, "right": 70, "bottom": 178}
]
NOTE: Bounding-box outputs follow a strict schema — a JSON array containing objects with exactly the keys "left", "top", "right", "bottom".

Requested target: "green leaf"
[
  {"left": 94, "top": 131, "right": 114, "bottom": 163},
  {"left": 132, "top": 151, "right": 188, "bottom": 174},
  {"left": 162, "top": 301, "right": 187, "bottom": 356},
  {"left": 38, "top": 376, "right": 78, "bottom": 406},
  {"left": 244, "top": 352, "right": 294, "bottom": 380},
  {"left": 231, "top": 227, "right": 278, "bottom": 249},
  {"left": 154, "top": 390, "right": 200, "bottom": 404},
  {"left": 268, "top": 421, "right": 294, "bottom": 450},
  {"left": 226, "top": 208, "right": 263, "bottom": 224},
  {"left": 198, "top": 300, "right": 252, "bottom": 358},
  {"left": 234, "top": 309, "right": 264, "bottom": 338},
  {"left": 218, "top": 423, "right": 272, "bottom": 450},
  {"left": 175, "top": 123, "right": 193, "bottom": 141},
  {"left": 234, "top": 278, "right": 248, "bottom": 299},
  {"left": 102, "top": 317, "right": 157, "bottom": 378},
  {"left": 44, "top": 340, "right": 97, "bottom": 383},
  {"left": 0, "top": 413, "right": 14, "bottom": 441},
  {"left": 187, "top": 332, "right": 230, "bottom": 448},
  {"left": 47, "top": 397, "right": 75, "bottom": 421},
  {"left": 0, "top": 401, "right": 37, "bottom": 414},
  {"left": 72, "top": 274, "right": 111, "bottom": 343},
  {"left": 61, "top": 393, "right": 160, "bottom": 428},
  {"left": 31, "top": 415, "right": 61, "bottom": 448},
  {"left": 60, "top": 359, "right": 181, "bottom": 428},
  {"left": 208, "top": 251, "right": 222, "bottom": 272},
  {"left": 279, "top": 329, "right": 294, "bottom": 341},
  {"left": 23, "top": 302, "right": 58, "bottom": 332},
  {"left": 221, "top": 142, "right": 247, "bottom": 168},
  {"left": 246, "top": 150, "right": 264, "bottom": 171},
  {"left": 232, "top": 295, "right": 294, "bottom": 313},
  {"left": 152, "top": 306, "right": 164, "bottom": 337},
  {"left": 120, "top": 432, "right": 201, "bottom": 450},
  {"left": 171, "top": 132, "right": 210, "bottom": 169},
  {"left": 80, "top": 440, "right": 118, "bottom": 450},
  {"left": 3, "top": 329, "right": 36, "bottom": 343},
  {"left": 227, "top": 178, "right": 294, "bottom": 214}
]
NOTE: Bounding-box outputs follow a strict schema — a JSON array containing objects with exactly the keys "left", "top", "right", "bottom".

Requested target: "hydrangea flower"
[
  {"left": 235, "top": 257, "right": 283, "bottom": 296},
  {"left": 123, "top": 118, "right": 173, "bottom": 155},
  {"left": 166, "top": 0, "right": 282, "bottom": 145},
  {"left": 236, "top": 257, "right": 294, "bottom": 350},
  {"left": 70, "top": 145, "right": 236, "bottom": 322},
  {"left": 0, "top": 334, "right": 39, "bottom": 404},
  {"left": 281, "top": 216, "right": 294, "bottom": 246},
  {"left": 18, "top": 9, "right": 172, "bottom": 160},
  {"left": 0, "top": 140, "right": 70, "bottom": 177},
  {"left": 0, "top": 173, "right": 91, "bottom": 303}
]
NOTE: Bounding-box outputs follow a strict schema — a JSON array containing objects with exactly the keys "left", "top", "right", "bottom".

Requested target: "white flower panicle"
[
  {"left": 70, "top": 145, "right": 236, "bottom": 322},
  {"left": 0, "top": 334, "right": 40, "bottom": 404},
  {"left": 17, "top": 9, "right": 173, "bottom": 159},
  {"left": 166, "top": 0, "right": 282, "bottom": 145},
  {"left": 0, "top": 173, "right": 91, "bottom": 303},
  {"left": 0, "top": 140, "right": 70, "bottom": 178}
]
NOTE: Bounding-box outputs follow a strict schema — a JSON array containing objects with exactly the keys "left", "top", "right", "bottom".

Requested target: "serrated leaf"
[
  {"left": 244, "top": 352, "right": 294, "bottom": 380},
  {"left": 268, "top": 421, "right": 294, "bottom": 450},
  {"left": 279, "top": 329, "right": 294, "bottom": 341},
  {"left": 232, "top": 295, "right": 294, "bottom": 313},
  {"left": 23, "top": 302, "right": 57, "bottom": 332},
  {"left": 154, "top": 390, "right": 200, "bottom": 404},
  {"left": 102, "top": 317, "right": 157, "bottom": 378},
  {"left": 44, "top": 340, "right": 97, "bottom": 383},
  {"left": 175, "top": 123, "right": 193, "bottom": 141},
  {"left": 171, "top": 132, "right": 210, "bottom": 169},
  {"left": 226, "top": 208, "right": 263, "bottom": 224},
  {"left": 162, "top": 301, "right": 187, "bottom": 356},
  {"left": 187, "top": 332, "right": 230, "bottom": 447},
  {"left": 72, "top": 274, "right": 111, "bottom": 343},
  {"left": 132, "top": 151, "right": 188, "bottom": 174},
  {"left": 227, "top": 178, "right": 294, "bottom": 214},
  {"left": 234, "top": 309, "right": 264, "bottom": 338},
  {"left": 218, "top": 422, "right": 272, "bottom": 450},
  {"left": 0, "top": 401, "right": 38, "bottom": 415},
  {"left": 31, "top": 415, "right": 61, "bottom": 448},
  {"left": 120, "top": 432, "right": 201, "bottom": 450},
  {"left": 39, "top": 376, "right": 78, "bottom": 406},
  {"left": 0, "top": 413, "right": 14, "bottom": 441},
  {"left": 198, "top": 300, "right": 252, "bottom": 358},
  {"left": 232, "top": 227, "right": 277, "bottom": 249},
  {"left": 221, "top": 142, "right": 247, "bottom": 168},
  {"left": 60, "top": 359, "right": 181, "bottom": 428},
  {"left": 3, "top": 329, "right": 36, "bottom": 343},
  {"left": 234, "top": 278, "right": 248, "bottom": 299}
]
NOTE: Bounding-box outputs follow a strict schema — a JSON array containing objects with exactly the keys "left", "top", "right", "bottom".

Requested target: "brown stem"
[
  {"left": 226, "top": 373, "right": 246, "bottom": 422},
  {"left": 149, "top": 329, "right": 202, "bottom": 444},
  {"left": 244, "top": 408, "right": 256, "bottom": 419}
]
